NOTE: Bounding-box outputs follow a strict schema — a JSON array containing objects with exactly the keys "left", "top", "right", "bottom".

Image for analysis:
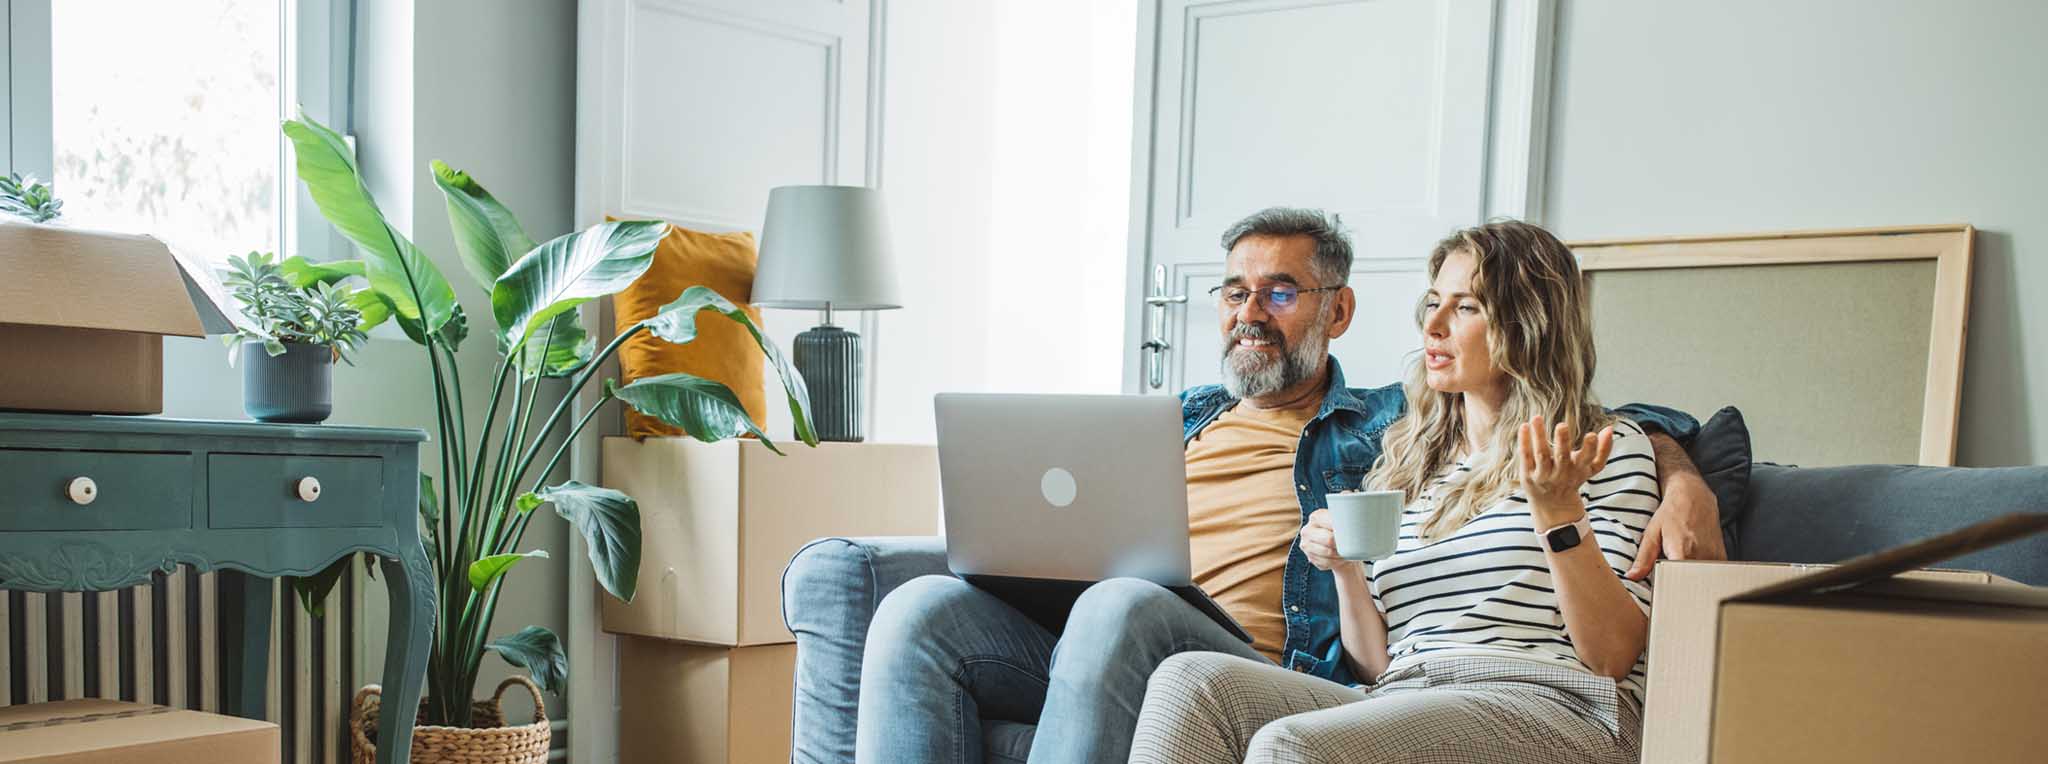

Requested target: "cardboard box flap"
[
  {"left": 1821, "top": 575, "right": 2048, "bottom": 611},
  {"left": 172, "top": 249, "right": 238, "bottom": 335},
  {"left": 1733, "top": 513, "right": 2048, "bottom": 602},
  {"left": 0, "top": 223, "right": 223, "bottom": 337}
]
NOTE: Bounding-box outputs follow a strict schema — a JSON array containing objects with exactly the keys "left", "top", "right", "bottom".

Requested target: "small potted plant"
[
  {"left": 0, "top": 172, "right": 63, "bottom": 223},
  {"left": 219, "top": 251, "right": 370, "bottom": 423}
]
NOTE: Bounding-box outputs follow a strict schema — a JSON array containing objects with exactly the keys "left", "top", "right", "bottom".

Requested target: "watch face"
[{"left": 1547, "top": 524, "right": 1582, "bottom": 551}]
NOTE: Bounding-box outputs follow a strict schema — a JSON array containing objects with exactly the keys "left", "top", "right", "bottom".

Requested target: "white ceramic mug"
[{"left": 1327, "top": 490, "right": 1404, "bottom": 561}]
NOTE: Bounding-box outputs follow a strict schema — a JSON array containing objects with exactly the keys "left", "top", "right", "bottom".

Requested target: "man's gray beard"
[{"left": 1220, "top": 321, "right": 1328, "bottom": 400}]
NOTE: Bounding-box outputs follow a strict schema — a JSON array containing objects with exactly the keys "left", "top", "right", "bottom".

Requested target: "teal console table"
[{"left": 0, "top": 413, "right": 431, "bottom": 763}]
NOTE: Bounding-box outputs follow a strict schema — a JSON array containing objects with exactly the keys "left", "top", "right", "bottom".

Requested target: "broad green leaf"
[
  {"left": 485, "top": 626, "right": 567, "bottom": 694},
  {"left": 534, "top": 480, "right": 641, "bottom": 602},
  {"left": 349, "top": 289, "right": 393, "bottom": 332},
  {"left": 491, "top": 220, "right": 667, "bottom": 350},
  {"left": 501, "top": 310, "right": 593, "bottom": 378},
  {"left": 609, "top": 374, "right": 779, "bottom": 454},
  {"left": 468, "top": 550, "right": 548, "bottom": 592},
  {"left": 279, "top": 256, "right": 365, "bottom": 288},
  {"left": 640, "top": 286, "right": 818, "bottom": 446},
  {"left": 432, "top": 160, "right": 538, "bottom": 291},
  {"left": 283, "top": 113, "right": 458, "bottom": 333},
  {"left": 393, "top": 301, "right": 470, "bottom": 351}
]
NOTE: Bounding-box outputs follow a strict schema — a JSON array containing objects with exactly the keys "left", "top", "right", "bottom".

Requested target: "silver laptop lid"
[{"left": 934, "top": 393, "right": 1192, "bottom": 585}]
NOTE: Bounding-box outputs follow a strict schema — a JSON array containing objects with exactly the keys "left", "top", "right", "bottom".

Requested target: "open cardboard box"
[
  {"left": 0, "top": 699, "right": 277, "bottom": 763},
  {"left": 0, "top": 222, "right": 232, "bottom": 414},
  {"left": 1643, "top": 560, "right": 2019, "bottom": 763},
  {"left": 1646, "top": 514, "right": 2048, "bottom": 764}
]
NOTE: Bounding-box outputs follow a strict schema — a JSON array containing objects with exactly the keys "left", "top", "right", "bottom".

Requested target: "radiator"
[{"left": 1, "top": 562, "right": 362, "bottom": 763}]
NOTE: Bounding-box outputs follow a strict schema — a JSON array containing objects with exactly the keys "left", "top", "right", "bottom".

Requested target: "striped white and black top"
[{"left": 1367, "top": 418, "right": 1658, "bottom": 698}]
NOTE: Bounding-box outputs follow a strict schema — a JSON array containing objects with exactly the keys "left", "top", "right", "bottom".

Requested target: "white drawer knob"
[
  {"left": 297, "top": 476, "right": 323, "bottom": 503},
  {"left": 67, "top": 477, "right": 98, "bottom": 506}
]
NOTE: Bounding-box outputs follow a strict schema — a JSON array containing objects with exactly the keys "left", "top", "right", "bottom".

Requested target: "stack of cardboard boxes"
[
  {"left": 0, "top": 223, "right": 276, "bottom": 763},
  {"left": 600, "top": 437, "right": 941, "bottom": 763}
]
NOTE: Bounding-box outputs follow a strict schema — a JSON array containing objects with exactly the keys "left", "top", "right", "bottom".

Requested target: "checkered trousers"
[{"left": 1128, "top": 652, "right": 1641, "bottom": 764}]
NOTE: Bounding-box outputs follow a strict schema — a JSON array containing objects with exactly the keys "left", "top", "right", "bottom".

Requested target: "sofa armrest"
[{"left": 782, "top": 535, "right": 950, "bottom": 764}]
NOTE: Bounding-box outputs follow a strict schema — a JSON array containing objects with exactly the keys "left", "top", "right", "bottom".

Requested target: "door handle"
[{"left": 1143, "top": 265, "right": 1188, "bottom": 391}]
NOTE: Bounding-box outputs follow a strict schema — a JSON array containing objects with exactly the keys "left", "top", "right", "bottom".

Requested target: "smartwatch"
[{"left": 1539, "top": 516, "right": 1594, "bottom": 554}]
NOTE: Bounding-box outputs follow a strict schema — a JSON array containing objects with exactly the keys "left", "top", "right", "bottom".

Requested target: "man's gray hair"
[{"left": 1219, "top": 207, "right": 1353, "bottom": 287}]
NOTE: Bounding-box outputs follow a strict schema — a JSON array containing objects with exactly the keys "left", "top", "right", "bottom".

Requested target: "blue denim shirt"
[{"left": 1180, "top": 356, "right": 1699, "bottom": 684}]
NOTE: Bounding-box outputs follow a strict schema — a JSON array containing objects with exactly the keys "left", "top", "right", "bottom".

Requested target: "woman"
[{"left": 1128, "top": 220, "right": 1657, "bottom": 764}]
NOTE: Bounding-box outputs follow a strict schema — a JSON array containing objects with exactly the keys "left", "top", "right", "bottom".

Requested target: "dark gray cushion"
[
  {"left": 1685, "top": 407, "right": 1752, "bottom": 553},
  {"left": 1738, "top": 463, "right": 2048, "bottom": 585}
]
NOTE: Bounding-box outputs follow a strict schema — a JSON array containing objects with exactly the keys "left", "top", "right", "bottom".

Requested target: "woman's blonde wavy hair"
[{"left": 1368, "top": 220, "right": 1614, "bottom": 541}]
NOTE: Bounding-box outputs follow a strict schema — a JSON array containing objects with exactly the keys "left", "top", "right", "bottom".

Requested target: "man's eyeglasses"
[{"left": 1209, "top": 284, "right": 1343, "bottom": 313}]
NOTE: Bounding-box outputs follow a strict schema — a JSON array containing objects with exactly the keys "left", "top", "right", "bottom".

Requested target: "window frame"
[{"left": 3, "top": 0, "right": 354, "bottom": 265}]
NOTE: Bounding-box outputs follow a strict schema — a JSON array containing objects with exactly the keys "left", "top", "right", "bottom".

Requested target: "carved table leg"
[
  {"left": 376, "top": 544, "right": 436, "bottom": 764},
  {"left": 217, "top": 570, "right": 272, "bottom": 721}
]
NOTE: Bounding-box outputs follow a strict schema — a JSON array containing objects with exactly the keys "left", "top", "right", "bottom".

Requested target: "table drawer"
[
  {"left": 0, "top": 448, "right": 194, "bottom": 531},
  {"left": 208, "top": 454, "right": 384, "bottom": 528}
]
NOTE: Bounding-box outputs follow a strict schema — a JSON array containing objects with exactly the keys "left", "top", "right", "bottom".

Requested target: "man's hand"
[{"left": 1628, "top": 432, "right": 1728, "bottom": 580}]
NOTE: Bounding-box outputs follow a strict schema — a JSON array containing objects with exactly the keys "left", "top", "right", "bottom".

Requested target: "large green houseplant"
[{"left": 279, "top": 113, "right": 817, "bottom": 728}]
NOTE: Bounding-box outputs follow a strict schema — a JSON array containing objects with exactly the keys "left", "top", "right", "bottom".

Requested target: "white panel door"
[
  {"left": 1123, "top": 0, "right": 1556, "bottom": 395},
  {"left": 571, "top": 1, "right": 875, "bottom": 761}
]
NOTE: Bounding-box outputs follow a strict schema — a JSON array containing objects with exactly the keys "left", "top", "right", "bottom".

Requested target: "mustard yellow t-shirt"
[{"left": 1184, "top": 401, "right": 1317, "bottom": 663}]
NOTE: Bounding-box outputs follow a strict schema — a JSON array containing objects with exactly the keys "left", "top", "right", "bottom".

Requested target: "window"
[{"left": 5, "top": 0, "right": 349, "bottom": 268}]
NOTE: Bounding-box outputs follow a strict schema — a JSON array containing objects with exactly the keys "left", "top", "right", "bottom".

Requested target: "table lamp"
[{"left": 753, "top": 185, "right": 901, "bottom": 442}]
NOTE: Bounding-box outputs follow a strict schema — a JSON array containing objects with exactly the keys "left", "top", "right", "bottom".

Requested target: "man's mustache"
[{"left": 1230, "top": 322, "right": 1284, "bottom": 346}]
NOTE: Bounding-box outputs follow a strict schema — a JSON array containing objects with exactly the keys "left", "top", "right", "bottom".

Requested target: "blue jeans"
[{"left": 854, "top": 576, "right": 1269, "bottom": 764}]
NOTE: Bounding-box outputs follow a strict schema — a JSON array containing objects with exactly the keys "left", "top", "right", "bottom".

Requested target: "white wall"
[
  {"left": 870, "top": 0, "right": 1135, "bottom": 443},
  {"left": 868, "top": 0, "right": 998, "bottom": 445},
  {"left": 982, "top": 0, "right": 1135, "bottom": 394},
  {"left": 1545, "top": 0, "right": 2043, "bottom": 467}
]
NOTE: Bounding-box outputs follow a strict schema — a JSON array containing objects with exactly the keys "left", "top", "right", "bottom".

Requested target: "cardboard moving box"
[
  {"left": 0, "top": 699, "right": 278, "bottom": 763},
  {"left": 1642, "top": 560, "right": 2007, "bottom": 764},
  {"left": 1694, "top": 514, "right": 2048, "bottom": 764},
  {"left": 0, "top": 222, "right": 231, "bottom": 414},
  {"left": 600, "top": 437, "right": 940, "bottom": 645},
  {"left": 618, "top": 638, "right": 795, "bottom": 764}
]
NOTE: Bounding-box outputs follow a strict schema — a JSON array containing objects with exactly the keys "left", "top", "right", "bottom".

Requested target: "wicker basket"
[{"left": 350, "top": 677, "right": 551, "bottom": 764}]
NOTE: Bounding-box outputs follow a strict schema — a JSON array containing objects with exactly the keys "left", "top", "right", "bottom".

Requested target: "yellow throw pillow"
[{"left": 610, "top": 218, "right": 769, "bottom": 440}]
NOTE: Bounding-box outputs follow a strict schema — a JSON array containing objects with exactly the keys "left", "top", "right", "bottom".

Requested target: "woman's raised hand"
[{"left": 1516, "top": 414, "right": 1613, "bottom": 520}]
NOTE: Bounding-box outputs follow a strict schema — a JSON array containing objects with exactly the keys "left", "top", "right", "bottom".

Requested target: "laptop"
[{"left": 934, "top": 393, "right": 1252, "bottom": 643}]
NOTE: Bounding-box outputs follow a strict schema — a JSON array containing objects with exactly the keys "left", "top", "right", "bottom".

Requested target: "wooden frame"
[{"left": 1571, "top": 225, "right": 1974, "bottom": 466}]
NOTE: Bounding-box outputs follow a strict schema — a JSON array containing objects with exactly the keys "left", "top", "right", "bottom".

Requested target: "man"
[{"left": 853, "top": 208, "right": 1723, "bottom": 764}]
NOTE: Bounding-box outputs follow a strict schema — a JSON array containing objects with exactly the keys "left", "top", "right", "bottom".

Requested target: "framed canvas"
[{"left": 1572, "top": 225, "right": 1973, "bottom": 467}]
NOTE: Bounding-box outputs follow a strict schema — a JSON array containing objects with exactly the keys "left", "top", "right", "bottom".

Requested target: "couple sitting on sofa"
[{"left": 849, "top": 209, "right": 1725, "bottom": 763}]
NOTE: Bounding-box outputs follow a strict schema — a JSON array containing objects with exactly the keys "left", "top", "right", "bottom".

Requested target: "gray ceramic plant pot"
[{"left": 243, "top": 341, "right": 334, "bottom": 423}]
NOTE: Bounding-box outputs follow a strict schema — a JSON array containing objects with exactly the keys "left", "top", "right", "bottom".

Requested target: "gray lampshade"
[{"left": 753, "top": 185, "right": 902, "bottom": 310}]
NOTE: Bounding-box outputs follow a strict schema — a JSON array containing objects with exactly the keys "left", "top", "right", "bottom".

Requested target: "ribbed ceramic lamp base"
[{"left": 792, "top": 324, "right": 864, "bottom": 442}]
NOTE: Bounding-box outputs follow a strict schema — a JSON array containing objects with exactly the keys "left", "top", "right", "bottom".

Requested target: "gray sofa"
[{"left": 780, "top": 461, "right": 2048, "bottom": 763}]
